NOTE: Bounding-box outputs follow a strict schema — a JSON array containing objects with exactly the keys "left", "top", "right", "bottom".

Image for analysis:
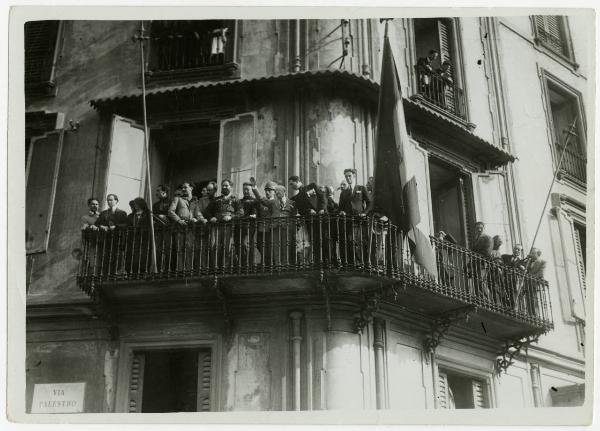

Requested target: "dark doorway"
[
  {"left": 149, "top": 123, "right": 220, "bottom": 198},
  {"left": 428, "top": 158, "right": 474, "bottom": 247}
]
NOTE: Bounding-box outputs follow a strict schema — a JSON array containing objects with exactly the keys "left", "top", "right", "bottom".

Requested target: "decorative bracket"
[
  {"left": 423, "top": 305, "right": 476, "bottom": 361},
  {"left": 320, "top": 272, "right": 332, "bottom": 332},
  {"left": 495, "top": 334, "right": 541, "bottom": 375},
  {"left": 213, "top": 276, "right": 233, "bottom": 337},
  {"left": 354, "top": 291, "right": 381, "bottom": 334}
]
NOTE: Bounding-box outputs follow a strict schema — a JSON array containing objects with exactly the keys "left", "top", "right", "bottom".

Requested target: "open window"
[
  {"left": 543, "top": 76, "right": 586, "bottom": 186},
  {"left": 413, "top": 18, "right": 466, "bottom": 119},
  {"left": 428, "top": 157, "right": 475, "bottom": 248},
  {"left": 127, "top": 348, "right": 213, "bottom": 413},
  {"left": 438, "top": 368, "right": 490, "bottom": 409}
]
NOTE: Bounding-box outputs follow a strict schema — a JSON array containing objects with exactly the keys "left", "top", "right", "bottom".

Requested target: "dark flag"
[{"left": 371, "top": 33, "right": 437, "bottom": 277}]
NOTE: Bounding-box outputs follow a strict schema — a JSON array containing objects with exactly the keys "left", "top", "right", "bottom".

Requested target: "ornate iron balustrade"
[
  {"left": 415, "top": 66, "right": 466, "bottom": 119},
  {"left": 557, "top": 143, "right": 586, "bottom": 184},
  {"left": 77, "top": 216, "right": 552, "bottom": 330}
]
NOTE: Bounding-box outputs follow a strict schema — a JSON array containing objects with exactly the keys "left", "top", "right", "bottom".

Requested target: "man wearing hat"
[{"left": 251, "top": 179, "right": 280, "bottom": 268}]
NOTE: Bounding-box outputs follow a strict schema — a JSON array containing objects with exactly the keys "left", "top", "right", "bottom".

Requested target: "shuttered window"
[
  {"left": 534, "top": 16, "right": 572, "bottom": 59},
  {"left": 126, "top": 348, "right": 213, "bottom": 413},
  {"left": 25, "top": 20, "right": 60, "bottom": 95},
  {"left": 438, "top": 368, "right": 490, "bottom": 409}
]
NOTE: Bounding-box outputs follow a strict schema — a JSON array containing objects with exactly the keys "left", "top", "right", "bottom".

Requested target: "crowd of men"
[{"left": 80, "top": 168, "right": 546, "bottom": 313}]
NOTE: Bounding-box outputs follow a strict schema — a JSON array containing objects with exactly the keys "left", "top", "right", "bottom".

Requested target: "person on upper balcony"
[
  {"left": 339, "top": 168, "right": 370, "bottom": 217},
  {"left": 526, "top": 248, "right": 547, "bottom": 279},
  {"left": 81, "top": 197, "right": 100, "bottom": 230},
  {"left": 240, "top": 181, "right": 258, "bottom": 219},
  {"left": 95, "top": 194, "right": 128, "bottom": 231},
  {"left": 206, "top": 179, "right": 243, "bottom": 222},
  {"left": 436, "top": 60, "right": 454, "bottom": 85},
  {"left": 416, "top": 49, "right": 439, "bottom": 89},
  {"left": 288, "top": 175, "right": 327, "bottom": 217},
  {"left": 502, "top": 244, "right": 526, "bottom": 270},
  {"left": 168, "top": 181, "right": 206, "bottom": 225},
  {"left": 128, "top": 197, "right": 151, "bottom": 228},
  {"left": 152, "top": 184, "right": 171, "bottom": 224},
  {"left": 471, "top": 221, "right": 493, "bottom": 257}
]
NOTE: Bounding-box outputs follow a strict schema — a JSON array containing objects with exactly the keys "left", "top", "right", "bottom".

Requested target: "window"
[
  {"left": 25, "top": 20, "right": 61, "bottom": 97},
  {"left": 533, "top": 16, "right": 575, "bottom": 63},
  {"left": 147, "top": 20, "right": 239, "bottom": 83},
  {"left": 127, "top": 348, "right": 212, "bottom": 412},
  {"left": 413, "top": 18, "right": 466, "bottom": 119},
  {"left": 429, "top": 158, "right": 475, "bottom": 248},
  {"left": 438, "top": 369, "right": 489, "bottom": 409},
  {"left": 545, "top": 81, "right": 586, "bottom": 185}
]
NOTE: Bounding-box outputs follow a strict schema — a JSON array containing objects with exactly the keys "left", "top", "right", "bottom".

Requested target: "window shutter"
[
  {"left": 437, "top": 371, "right": 450, "bottom": 409},
  {"left": 471, "top": 379, "right": 488, "bottom": 408},
  {"left": 26, "top": 130, "right": 64, "bottom": 254},
  {"left": 105, "top": 116, "right": 147, "bottom": 209},
  {"left": 458, "top": 177, "right": 474, "bottom": 248},
  {"left": 197, "top": 350, "right": 212, "bottom": 412},
  {"left": 25, "top": 21, "right": 59, "bottom": 85},
  {"left": 436, "top": 19, "right": 456, "bottom": 111},
  {"left": 219, "top": 113, "right": 257, "bottom": 197},
  {"left": 128, "top": 353, "right": 146, "bottom": 413},
  {"left": 573, "top": 224, "right": 586, "bottom": 296},
  {"left": 534, "top": 16, "right": 568, "bottom": 57}
]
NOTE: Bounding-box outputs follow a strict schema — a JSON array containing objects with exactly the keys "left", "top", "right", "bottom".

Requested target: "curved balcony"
[{"left": 77, "top": 215, "right": 553, "bottom": 339}]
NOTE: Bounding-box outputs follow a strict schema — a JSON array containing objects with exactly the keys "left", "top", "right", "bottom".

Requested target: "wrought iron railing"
[
  {"left": 415, "top": 67, "right": 466, "bottom": 119},
  {"left": 557, "top": 143, "right": 586, "bottom": 184},
  {"left": 148, "top": 21, "right": 230, "bottom": 72},
  {"left": 77, "top": 216, "right": 552, "bottom": 329}
]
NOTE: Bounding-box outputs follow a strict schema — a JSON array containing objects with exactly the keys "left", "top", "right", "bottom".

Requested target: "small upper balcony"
[
  {"left": 413, "top": 67, "right": 467, "bottom": 120},
  {"left": 77, "top": 215, "right": 553, "bottom": 340}
]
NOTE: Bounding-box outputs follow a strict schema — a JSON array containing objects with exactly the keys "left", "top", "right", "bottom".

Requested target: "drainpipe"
[
  {"left": 530, "top": 363, "right": 544, "bottom": 407},
  {"left": 373, "top": 317, "right": 386, "bottom": 409},
  {"left": 290, "top": 311, "right": 303, "bottom": 411}
]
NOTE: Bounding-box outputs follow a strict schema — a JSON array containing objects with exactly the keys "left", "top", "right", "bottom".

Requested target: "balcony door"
[
  {"left": 218, "top": 113, "right": 257, "bottom": 197},
  {"left": 429, "top": 158, "right": 474, "bottom": 248}
]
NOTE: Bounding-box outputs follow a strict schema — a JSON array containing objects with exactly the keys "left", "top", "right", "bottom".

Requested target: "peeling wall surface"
[{"left": 24, "top": 16, "right": 590, "bottom": 415}]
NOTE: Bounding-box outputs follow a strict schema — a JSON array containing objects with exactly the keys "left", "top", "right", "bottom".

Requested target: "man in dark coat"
[
  {"left": 237, "top": 181, "right": 259, "bottom": 267},
  {"left": 252, "top": 180, "right": 281, "bottom": 268},
  {"left": 469, "top": 221, "right": 493, "bottom": 299},
  {"left": 95, "top": 193, "right": 128, "bottom": 275},
  {"left": 338, "top": 168, "right": 370, "bottom": 265}
]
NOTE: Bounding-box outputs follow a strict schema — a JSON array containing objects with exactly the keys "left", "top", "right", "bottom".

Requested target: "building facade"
[{"left": 24, "top": 15, "right": 590, "bottom": 413}]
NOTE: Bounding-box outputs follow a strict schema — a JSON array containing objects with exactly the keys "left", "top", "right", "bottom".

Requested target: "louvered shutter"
[
  {"left": 25, "top": 21, "right": 59, "bottom": 85},
  {"left": 219, "top": 113, "right": 257, "bottom": 197},
  {"left": 196, "top": 350, "right": 212, "bottom": 412},
  {"left": 573, "top": 224, "right": 586, "bottom": 296},
  {"left": 437, "top": 371, "right": 450, "bottom": 409},
  {"left": 436, "top": 19, "right": 455, "bottom": 111},
  {"left": 26, "top": 130, "right": 64, "bottom": 254},
  {"left": 471, "top": 379, "right": 488, "bottom": 408},
  {"left": 128, "top": 353, "right": 146, "bottom": 413},
  {"left": 534, "top": 16, "right": 568, "bottom": 57},
  {"left": 458, "top": 177, "right": 474, "bottom": 249}
]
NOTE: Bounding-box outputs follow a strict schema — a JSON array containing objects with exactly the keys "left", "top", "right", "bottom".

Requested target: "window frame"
[
  {"left": 435, "top": 356, "right": 495, "bottom": 409},
  {"left": 24, "top": 20, "right": 64, "bottom": 98},
  {"left": 408, "top": 17, "right": 471, "bottom": 125},
  {"left": 531, "top": 15, "right": 579, "bottom": 70},
  {"left": 540, "top": 68, "right": 587, "bottom": 188},
  {"left": 115, "top": 336, "right": 221, "bottom": 413}
]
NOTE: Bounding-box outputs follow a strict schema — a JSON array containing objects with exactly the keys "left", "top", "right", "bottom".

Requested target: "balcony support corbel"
[
  {"left": 354, "top": 291, "right": 381, "bottom": 334},
  {"left": 495, "top": 334, "right": 540, "bottom": 375},
  {"left": 423, "top": 305, "right": 476, "bottom": 362},
  {"left": 213, "top": 276, "right": 233, "bottom": 337}
]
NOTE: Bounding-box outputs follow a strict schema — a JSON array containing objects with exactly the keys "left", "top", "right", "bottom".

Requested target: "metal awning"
[{"left": 90, "top": 68, "right": 514, "bottom": 166}]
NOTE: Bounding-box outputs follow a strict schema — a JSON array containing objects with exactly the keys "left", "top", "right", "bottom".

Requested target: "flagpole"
[
  {"left": 526, "top": 116, "right": 579, "bottom": 260},
  {"left": 135, "top": 21, "right": 158, "bottom": 273}
]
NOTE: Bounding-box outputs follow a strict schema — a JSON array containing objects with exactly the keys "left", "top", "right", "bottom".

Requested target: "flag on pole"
[{"left": 371, "top": 32, "right": 437, "bottom": 277}]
